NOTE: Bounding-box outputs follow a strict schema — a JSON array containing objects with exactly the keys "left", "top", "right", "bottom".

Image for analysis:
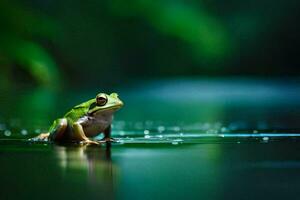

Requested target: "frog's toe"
[
  {"left": 81, "top": 139, "right": 102, "bottom": 145},
  {"left": 29, "top": 133, "right": 50, "bottom": 142},
  {"left": 100, "top": 137, "right": 116, "bottom": 143}
]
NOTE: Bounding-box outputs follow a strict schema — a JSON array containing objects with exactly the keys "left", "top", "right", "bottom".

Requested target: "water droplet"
[
  {"left": 144, "top": 130, "right": 150, "bottom": 135},
  {"left": 157, "top": 126, "right": 165, "bottom": 133},
  {"left": 4, "top": 130, "right": 11, "bottom": 137},
  {"left": 263, "top": 137, "right": 269, "bottom": 141},
  {"left": 21, "top": 129, "right": 28, "bottom": 135},
  {"left": 172, "top": 141, "right": 179, "bottom": 145},
  {"left": 158, "top": 135, "right": 163, "bottom": 138},
  {"left": 221, "top": 127, "right": 227, "bottom": 132},
  {"left": 144, "top": 135, "right": 150, "bottom": 139},
  {"left": 119, "top": 131, "right": 125, "bottom": 136},
  {"left": 253, "top": 130, "right": 258, "bottom": 134},
  {"left": 118, "top": 140, "right": 125, "bottom": 144}
]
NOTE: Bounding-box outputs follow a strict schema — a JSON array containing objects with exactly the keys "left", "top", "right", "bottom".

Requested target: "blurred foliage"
[
  {"left": 0, "top": 0, "right": 300, "bottom": 90},
  {"left": 110, "top": 0, "right": 232, "bottom": 60},
  {"left": 0, "top": 0, "right": 60, "bottom": 90}
]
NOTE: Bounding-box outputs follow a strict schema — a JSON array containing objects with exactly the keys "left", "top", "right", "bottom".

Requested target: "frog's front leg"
[
  {"left": 72, "top": 122, "right": 101, "bottom": 145},
  {"left": 101, "top": 125, "right": 115, "bottom": 142}
]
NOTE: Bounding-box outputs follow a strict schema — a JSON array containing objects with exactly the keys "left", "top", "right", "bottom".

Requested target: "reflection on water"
[
  {"left": 0, "top": 142, "right": 119, "bottom": 199},
  {"left": 53, "top": 144, "right": 117, "bottom": 199},
  {"left": 54, "top": 145, "right": 114, "bottom": 180},
  {"left": 1, "top": 137, "right": 300, "bottom": 199}
]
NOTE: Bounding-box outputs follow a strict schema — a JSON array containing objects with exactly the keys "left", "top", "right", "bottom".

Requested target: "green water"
[
  {"left": 1, "top": 141, "right": 300, "bottom": 200},
  {"left": 1, "top": 79, "right": 300, "bottom": 199}
]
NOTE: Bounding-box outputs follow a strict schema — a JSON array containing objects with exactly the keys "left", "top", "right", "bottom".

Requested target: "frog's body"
[{"left": 33, "top": 93, "right": 123, "bottom": 145}]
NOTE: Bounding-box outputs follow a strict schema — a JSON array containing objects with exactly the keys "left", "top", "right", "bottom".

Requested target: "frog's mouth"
[{"left": 89, "top": 104, "right": 123, "bottom": 115}]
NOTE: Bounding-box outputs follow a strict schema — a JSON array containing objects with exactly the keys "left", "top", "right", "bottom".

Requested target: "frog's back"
[
  {"left": 63, "top": 99, "right": 94, "bottom": 121},
  {"left": 64, "top": 107, "right": 87, "bottom": 122}
]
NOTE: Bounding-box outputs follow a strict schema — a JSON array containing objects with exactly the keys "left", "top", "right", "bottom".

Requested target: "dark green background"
[{"left": 1, "top": 0, "right": 300, "bottom": 90}]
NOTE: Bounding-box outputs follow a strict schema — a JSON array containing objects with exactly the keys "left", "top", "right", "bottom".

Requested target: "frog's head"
[{"left": 87, "top": 92, "right": 123, "bottom": 115}]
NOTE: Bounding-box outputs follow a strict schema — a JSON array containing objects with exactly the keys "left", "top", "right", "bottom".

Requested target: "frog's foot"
[
  {"left": 100, "top": 137, "right": 116, "bottom": 143},
  {"left": 29, "top": 133, "right": 50, "bottom": 142},
  {"left": 80, "top": 139, "right": 103, "bottom": 145}
]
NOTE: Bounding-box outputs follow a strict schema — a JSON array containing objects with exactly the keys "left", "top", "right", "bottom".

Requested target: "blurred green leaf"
[
  {"left": 110, "top": 0, "right": 232, "bottom": 61},
  {"left": 0, "top": 0, "right": 60, "bottom": 90},
  {"left": 0, "top": 35, "right": 60, "bottom": 88}
]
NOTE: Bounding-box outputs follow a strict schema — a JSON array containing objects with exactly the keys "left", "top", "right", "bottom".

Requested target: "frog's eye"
[{"left": 96, "top": 94, "right": 107, "bottom": 106}]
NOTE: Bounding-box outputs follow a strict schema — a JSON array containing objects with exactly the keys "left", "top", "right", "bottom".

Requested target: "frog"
[{"left": 31, "top": 92, "right": 123, "bottom": 145}]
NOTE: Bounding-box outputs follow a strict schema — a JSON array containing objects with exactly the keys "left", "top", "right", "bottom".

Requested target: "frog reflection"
[{"left": 54, "top": 144, "right": 119, "bottom": 194}]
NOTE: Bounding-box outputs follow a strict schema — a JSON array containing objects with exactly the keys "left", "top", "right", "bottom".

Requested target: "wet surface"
[
  {"left": 1, "top": 78, "right": 300, "bottom": 199},
  {"left": 1, "top": 141, "right": 300, "bottom": 200}
]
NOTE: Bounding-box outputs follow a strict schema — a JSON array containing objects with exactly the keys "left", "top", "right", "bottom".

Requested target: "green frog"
[{"left": 32, "top": 92, "right": 123, "bottom": 145}]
